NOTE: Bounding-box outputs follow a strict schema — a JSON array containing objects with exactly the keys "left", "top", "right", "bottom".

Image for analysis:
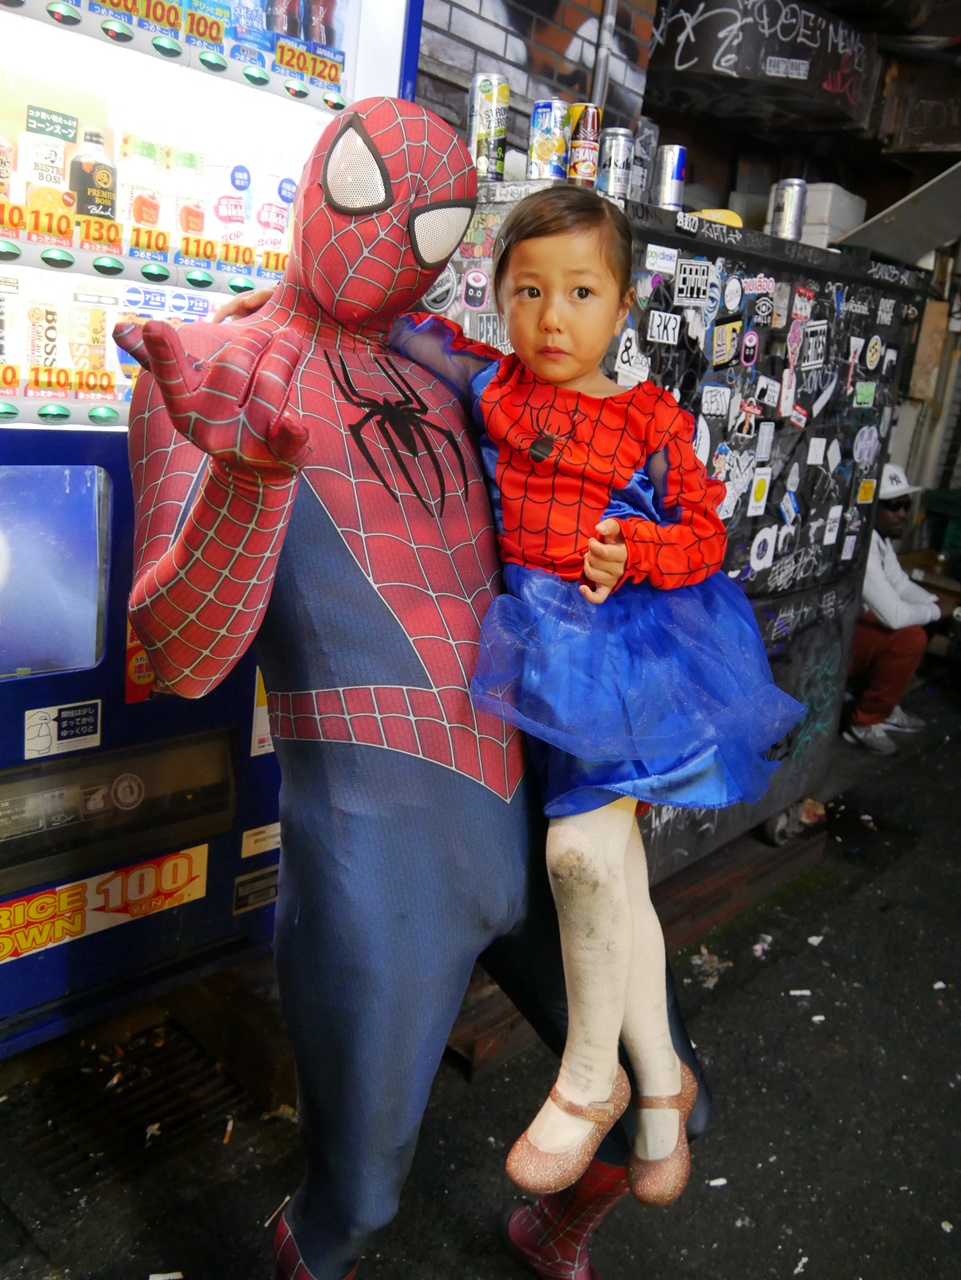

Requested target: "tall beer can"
[
  {"left": 649, "top": 144, "right": 686, "bottom": 211},
  {"left": 567, "top": 103, "right": 601, "bottom": 187},
  {"left": 468, "top": 73, "right": 510, "bottom": 182},
  {"left": 770, "top": 178, "right": 807, "bottom": 241},
  {"left": 527, "top": 99, "right": 570, "bottom": 180},
  {"left": 596, "top": 128, "right": 634, "bottom": 202}
]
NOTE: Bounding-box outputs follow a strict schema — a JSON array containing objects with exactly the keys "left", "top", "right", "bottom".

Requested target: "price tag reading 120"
[{"left": 275, "top": 42, "right": 342, "bottom": 84}]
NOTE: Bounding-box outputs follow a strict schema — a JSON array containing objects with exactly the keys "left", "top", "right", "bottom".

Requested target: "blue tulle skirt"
[{"left": 470, "top": 566, "right": 806, "bottom": 817}]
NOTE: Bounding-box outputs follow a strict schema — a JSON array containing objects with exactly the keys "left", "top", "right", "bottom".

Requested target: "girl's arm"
[
  {"left": 615, "top": 386, "right": 727, "bottom": 589},
  {"left": 389, "top": 313, "right": 501, "bottom": 405}
]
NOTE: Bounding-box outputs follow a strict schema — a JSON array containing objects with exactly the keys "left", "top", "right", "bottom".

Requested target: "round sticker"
[
  {"left": 230, "top": 165, "right": 251, "bottom": 192},
  {"left": 112, "top": 773, "right": 146, "bottom": 811},
  {"left": 724, "top": 276, "right": 743, "bottom": 312},
  {"left": 865, "top": 335, "right": 884, "bottom": 371},
  {"left": 419, "top": 263, "right": 459, "bottom": 315}
]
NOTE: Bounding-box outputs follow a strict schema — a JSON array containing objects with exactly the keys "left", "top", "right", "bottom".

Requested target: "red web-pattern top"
[{"left": 479, "top": 357, "right": 728, "bottom": 588}]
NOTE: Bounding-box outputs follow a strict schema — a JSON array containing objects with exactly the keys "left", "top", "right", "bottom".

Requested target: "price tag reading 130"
[
  {"left": 274, "top": 42, "right": 343, "bottom": 85},
  {"left": 78, "top": 218, "right": 123, "bottom": 254}
]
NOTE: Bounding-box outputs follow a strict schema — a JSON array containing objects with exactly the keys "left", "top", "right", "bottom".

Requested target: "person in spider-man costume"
[{"left": 113, "top": 99, "right": 711, "bottom": 1280}]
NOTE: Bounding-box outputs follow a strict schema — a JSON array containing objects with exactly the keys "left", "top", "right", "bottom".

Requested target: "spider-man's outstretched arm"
[
  {"left": 114, "top": 318, "right": 308, "bottom": 698},
  {"left": 389, "top": 312, "right": 501, "bottom": 405},
  {"left": 614, "top": 385, "right": 727, "bottom": 590}
]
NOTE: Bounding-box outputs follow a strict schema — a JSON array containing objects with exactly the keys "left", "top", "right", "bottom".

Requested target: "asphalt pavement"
[{"left": 0, "top": 669, "right": 957, "bottom": 1280}]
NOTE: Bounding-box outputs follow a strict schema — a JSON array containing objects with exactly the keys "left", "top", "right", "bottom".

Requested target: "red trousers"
[{"left": 849, "top": 619, "right": 927, "bottom": 725}]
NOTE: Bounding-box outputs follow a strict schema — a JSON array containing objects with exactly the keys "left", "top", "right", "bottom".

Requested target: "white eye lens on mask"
[
  {"left": 322, "top": 117, "right": 393, "bottom": 214},
  {"left": 409, "top": 202, "right": 475, "bottom": 269}
]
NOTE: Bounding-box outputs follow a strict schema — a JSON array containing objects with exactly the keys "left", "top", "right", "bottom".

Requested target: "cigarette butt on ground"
[{"left": 264, "top": 1193, "right": 291, "bottom": 1229}]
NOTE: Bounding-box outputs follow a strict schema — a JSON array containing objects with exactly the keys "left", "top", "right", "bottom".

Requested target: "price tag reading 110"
[
  {"left": 0, "top": 202, "right": 26, "bottom": 237},
  {"left": 275, "top": 42, "right": 342, "bottom": 84}
]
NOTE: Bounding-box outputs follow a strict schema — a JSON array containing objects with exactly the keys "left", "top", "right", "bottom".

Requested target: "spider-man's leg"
[{"left": 271, "top": 740, "right": 534, "bottom": 1279}]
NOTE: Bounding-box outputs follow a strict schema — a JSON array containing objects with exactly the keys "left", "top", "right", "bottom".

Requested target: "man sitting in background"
[{"left": 845, "top": 464, "right": 953, "bottom": 756}]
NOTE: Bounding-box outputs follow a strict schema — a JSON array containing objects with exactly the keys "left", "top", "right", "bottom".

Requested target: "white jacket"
[{"left": 862, "top": 531, "right": 940, "bottom": 630}]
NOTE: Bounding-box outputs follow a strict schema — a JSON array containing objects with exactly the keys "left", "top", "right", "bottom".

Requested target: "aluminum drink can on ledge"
[
  {"left": 770, "top": 178, "right": 807, "bottom": 241},
  {"left": 596, "top": 128, "right": 633, "bottom": 202},
  {"left": 567, "top": 103, "right": 601, "bottom": 187},
  {"left": 527, "top": 99, "right": 570, "bottom": 180},
  {"left": 468, "top": 73, "right": 510, "bottom": 182},
  {"left": 649, "top": 144, "right": 686, "bottom": 210}
]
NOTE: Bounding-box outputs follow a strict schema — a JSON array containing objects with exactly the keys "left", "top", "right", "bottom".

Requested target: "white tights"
[{"left": 524, "top": 796, "right": 682, "bottom": 1162}]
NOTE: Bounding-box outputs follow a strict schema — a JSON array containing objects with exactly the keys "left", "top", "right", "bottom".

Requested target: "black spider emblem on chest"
[{"left": 326, "top": 351, "right": 470, "bottom": 517}]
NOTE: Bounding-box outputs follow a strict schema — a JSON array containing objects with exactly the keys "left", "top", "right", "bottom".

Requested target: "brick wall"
[{"left": 417, "top": 1, "right": 658, "bottom": 150}]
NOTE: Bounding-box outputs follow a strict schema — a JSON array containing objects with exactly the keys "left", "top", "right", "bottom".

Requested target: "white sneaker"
[
  {"left": 842, "top": 722, "right": 898, "bottom": 756},
  {"left": 882, "top": 705, "right": 926, "bottom": 733}
]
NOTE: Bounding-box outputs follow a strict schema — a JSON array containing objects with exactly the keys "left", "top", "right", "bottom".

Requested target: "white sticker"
[
  {"left": 841, "top": 533, "right": 857, "bottom": 561},
  {"left": 780, "top": 491, "right": 800, "bottom": 524},
  {"left": 25, "top": 700, "right": 101, "bottom": 759},
  {"left": 757, "top": 375, "right": 780, "bottom": 407},
  {"left": 750, "top": 524, "right": 777, "bottom": 570},
  {"left": 724, "top": 276, "right": 743, "bottom": 312},
  {"left": 645, "top": 244, "right": 678, "bottom": 275},
  {"left": 674, "top": 259, "right": 712, "bottom": 307},
  {"left": 807, "top": 437, "right": 826, "bottom": 466},
  {"left": 823, "top": 504, "right": 843, "bottom": 545},
  {"left": 648, "top": 310, "right": 681, "bottom": 344},
  {"left": 241, "top": 822, "right": 282, "bottom": 859},
  {"left": 615, "top": 328, "right": 651, "bottom": 387},
  {"left": 800, "top": 320, "right": 828, "bottom": 370},
  {"left": 827, "top": 439, "right": 842, "bottom": 473},
  {"left": 786, "top": 462, "right": 800, "bottom": 492},
  {"left": 747, "top": 467, "right": 773, "bottom": 517},
  {"left": 756, "top": 420, "right": 776, "bottom": 462},
  {"left": 853, "top": 424, "right": 880, "bottom": 465},
  {"left": 877, "top": 297, "right": 895, "bottom": 326},
  {"left": 701, "top": 384, "right": 732, "bottom": 417},
  {"left": 693, "top": 415, "right": 711, "bottom": 465}
]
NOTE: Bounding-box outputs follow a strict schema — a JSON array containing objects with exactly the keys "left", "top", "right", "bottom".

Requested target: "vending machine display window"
[{"left": 0, "top": 465, "right": 110, "bottom": 680}]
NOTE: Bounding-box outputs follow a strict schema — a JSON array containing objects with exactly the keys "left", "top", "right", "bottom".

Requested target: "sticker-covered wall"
[{"left": 429, "top": 181, "right": 925, "bottom": 877}]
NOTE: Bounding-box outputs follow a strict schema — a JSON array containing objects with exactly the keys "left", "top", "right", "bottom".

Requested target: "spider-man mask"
[{"left": 291, "top": 97, "right": 477, "bottom": 327}]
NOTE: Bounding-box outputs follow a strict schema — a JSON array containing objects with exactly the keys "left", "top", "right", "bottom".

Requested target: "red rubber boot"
[{"left": 500, "top": 1156, "right": 630, "bottom": 1280}]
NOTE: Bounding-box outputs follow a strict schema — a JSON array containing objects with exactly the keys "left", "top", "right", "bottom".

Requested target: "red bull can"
[
  {"left": 527, "top": 99, "right": 570, "bottom": 180},
  {"left": 596, "top": 128, "right": 634, "bottom": 202},
  {"left": 649, "top": 144, "right": 686, "bottom": 211},
  {"left": 567, "top": 103, "right": 601, "bottom": 188},
  {"left": 468, "top": 73, "right": 510, "bottom": 182}
]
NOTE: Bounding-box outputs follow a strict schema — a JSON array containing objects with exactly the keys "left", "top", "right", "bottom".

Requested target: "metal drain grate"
[{"left": 0, "top": 1022, "right": 247, "bottom": 1194}]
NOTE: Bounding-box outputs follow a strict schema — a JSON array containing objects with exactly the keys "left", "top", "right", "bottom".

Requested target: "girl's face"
[{"left": 499, "top": 227, "right": 633, "bottom": 396}]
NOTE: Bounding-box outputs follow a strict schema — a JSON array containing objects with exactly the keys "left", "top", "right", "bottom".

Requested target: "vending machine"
[{"left": 0, "top": 0, "right": 424, "bottom": 1055}]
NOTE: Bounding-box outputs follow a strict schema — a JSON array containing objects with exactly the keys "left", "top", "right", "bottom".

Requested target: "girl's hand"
[
  {"left": 580, "top": 518, "right": 627, "bottom": 604},
  {"left": 213, "top": 287, "right": 277, "bottom": 324}
]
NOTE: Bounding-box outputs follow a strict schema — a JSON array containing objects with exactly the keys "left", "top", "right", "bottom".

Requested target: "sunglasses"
[{"left": 879, "top": 498, "right": 912, "bottom": 512}]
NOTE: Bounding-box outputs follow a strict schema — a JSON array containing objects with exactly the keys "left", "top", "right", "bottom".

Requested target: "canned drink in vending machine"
[
  {"left": 527, "top": 99, "right": 569, "bottom": 180},
  {"left": 770, "top": 178, "right": 807, "bottom": 241},
  {"left": 649, "top": 144, "right": 686, "bottom": 211},
  {"left": 596, "top": 128, "right": 633, "bottom": 203},
  {"left": 468, "top": 73, "right": 510, "bottom": 182},
  {"left": 567, "top": 103, "right": 601, "bottom": 187}
]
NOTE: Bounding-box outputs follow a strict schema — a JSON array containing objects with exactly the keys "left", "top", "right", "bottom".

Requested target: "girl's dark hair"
[{"left": 492, "top": 186, "right": 634, "bottom": 304}]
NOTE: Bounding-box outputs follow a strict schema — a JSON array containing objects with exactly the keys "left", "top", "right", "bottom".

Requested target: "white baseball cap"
[{"left": 879, "top": 463, "right": 921, "bottom": 501}]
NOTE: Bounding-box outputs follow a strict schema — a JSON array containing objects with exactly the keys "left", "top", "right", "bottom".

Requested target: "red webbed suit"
[{"left": 114, "top": 100, "right": 710, "bottom": 1280}]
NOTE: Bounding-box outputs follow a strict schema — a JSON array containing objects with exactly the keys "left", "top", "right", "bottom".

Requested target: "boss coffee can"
[
  {"left": 527, "top": 98, "right": 570, "bottom": 180},
  {"left": 468, "top": 73, "right": 510, "bottom": 181},
  {"left": 649, "top": 144, "right": 686, "bottom": 211},
  {"left": 596, "top": 128, "right": 634, "bottom": 202},
  {"left": 770, "top": 178, "right": 807, "bottom": 241},
  {"left": 567, "top": 103, "right": 601, "bottom": 187}
]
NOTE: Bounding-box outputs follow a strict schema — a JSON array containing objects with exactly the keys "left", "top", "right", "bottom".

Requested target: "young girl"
[{"left": 392, "top": 185, "right": 804, "bottom": 1208}]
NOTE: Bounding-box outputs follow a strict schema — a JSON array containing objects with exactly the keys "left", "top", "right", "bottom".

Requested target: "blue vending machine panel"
[{"left": 0, "top": 426, "right": 282, "bottom": 1057}]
